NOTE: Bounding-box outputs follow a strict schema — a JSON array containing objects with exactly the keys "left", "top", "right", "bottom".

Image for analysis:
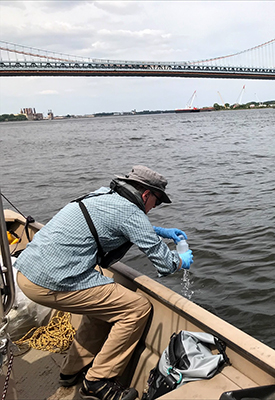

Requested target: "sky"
[{"left": 0, "top": 0, "right": 274, "bottom": 116}]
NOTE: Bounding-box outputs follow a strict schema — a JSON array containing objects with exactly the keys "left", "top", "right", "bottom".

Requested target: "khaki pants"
[{"left": 17, "top": 271, "right": 151, "bottom": 381}]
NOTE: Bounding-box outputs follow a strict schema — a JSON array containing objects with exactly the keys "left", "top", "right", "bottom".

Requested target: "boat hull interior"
[{"left": 1, "top": 210, "right": 275, "bottom": 400}]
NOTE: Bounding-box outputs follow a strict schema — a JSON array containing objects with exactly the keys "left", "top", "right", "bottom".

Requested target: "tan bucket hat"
[{"left": 116, "top": 165, "right": 172, "bottom": 204}]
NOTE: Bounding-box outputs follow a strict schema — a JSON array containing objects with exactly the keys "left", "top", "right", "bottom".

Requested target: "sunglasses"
[{"left": 151, "top": 191, "right": 162, "bottom": 206}]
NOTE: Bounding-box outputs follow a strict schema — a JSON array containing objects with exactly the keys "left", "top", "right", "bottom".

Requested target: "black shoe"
[
  {"left": 79, "top": 378, "right": 138, "bottom": 400},
  {"left": 59, "top": 361, "right": 93, "bottom": 387},
  {"left": 59, "top": 370, "right": 85, "bottom": 387}
]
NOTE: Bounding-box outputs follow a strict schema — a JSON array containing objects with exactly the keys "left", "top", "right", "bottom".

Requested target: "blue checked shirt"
[{"left": 15, "top": 187, "right": 180, "bottom": 291}]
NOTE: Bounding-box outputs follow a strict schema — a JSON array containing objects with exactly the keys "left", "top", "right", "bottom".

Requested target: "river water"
[{"left": 1, "top": 109, "right": 274, "bottom": 349}]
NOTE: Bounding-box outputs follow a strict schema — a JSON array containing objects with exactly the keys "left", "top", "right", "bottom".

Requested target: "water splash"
[{"left": 181, "top": 269, "right": 194, "bottom": 299}]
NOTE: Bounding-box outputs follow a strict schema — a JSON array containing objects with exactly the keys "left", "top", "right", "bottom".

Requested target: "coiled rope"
[{"left": 13, "top": 311, "right": 76, "bottom": 353}]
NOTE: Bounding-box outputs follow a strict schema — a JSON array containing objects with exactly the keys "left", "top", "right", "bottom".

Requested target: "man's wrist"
[{"left": 177, "top": 258, "right": 183, "bottom": 271}]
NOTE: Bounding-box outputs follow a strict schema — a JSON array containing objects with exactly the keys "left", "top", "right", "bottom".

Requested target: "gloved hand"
[
  {"left": 179, "top": 250, "right": 193, "bottom": 270},
  {"left": 153, "top": 226, "right": 187, "bottom": 243}
]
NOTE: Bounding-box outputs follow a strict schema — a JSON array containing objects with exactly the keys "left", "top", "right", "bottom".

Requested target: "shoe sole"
[
  {"left": 79, "top": 387, "right": 139, "bottom": 400},
  {"left": 79, "top": 388, "right": 99, "bottom": 399}
]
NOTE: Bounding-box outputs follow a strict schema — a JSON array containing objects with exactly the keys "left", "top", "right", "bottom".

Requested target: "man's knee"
[{"left": 136, "top": 294, "right": 152, "bottom": 319}]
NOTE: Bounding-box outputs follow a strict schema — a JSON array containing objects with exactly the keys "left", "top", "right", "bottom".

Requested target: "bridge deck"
[{"left": 0, "top": 63, "right": 274, "bottom": 79}]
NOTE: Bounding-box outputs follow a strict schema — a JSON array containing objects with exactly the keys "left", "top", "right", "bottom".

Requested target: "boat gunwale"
[{"left": 4, "top": 209, "right": 44, "bottom": 231}]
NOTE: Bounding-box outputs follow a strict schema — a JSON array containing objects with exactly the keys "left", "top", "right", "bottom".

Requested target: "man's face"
[{"left": 142, "top": 190, "right": 161, "bottom": 214}]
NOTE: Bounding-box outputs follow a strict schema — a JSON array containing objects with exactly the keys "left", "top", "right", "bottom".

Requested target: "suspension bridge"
[{"left": 0, "top": 39, "right": 274, "bottom": 79}]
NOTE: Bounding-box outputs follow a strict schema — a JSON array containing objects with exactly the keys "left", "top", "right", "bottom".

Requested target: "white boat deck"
[{"left": 13, "top": 348, "right": 80, "bottom": 400}]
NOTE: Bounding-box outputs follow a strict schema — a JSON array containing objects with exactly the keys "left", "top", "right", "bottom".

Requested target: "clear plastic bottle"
[
  {"left": 176, "top": 235, "right": 189, "bottom": 254},
  {"left": 177, "top": 235, "right": 193, "bottom": 299}
]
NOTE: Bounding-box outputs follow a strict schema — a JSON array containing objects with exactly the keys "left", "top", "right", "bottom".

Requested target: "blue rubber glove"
[
  {"left": 179, "top": 250, "right": 193, "bottom": 270},
  {"left": 153, "top": 226, "right": 187, "bottom": 243}
]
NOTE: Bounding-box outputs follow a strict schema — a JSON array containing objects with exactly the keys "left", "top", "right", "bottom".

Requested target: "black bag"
[{"left": 142, "top": 330, "right": 230, "bottom": 400}]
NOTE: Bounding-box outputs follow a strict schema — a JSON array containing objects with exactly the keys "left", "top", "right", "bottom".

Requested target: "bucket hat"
[{"left": 116, "top": 165, "right": 172, "bottom": 204}]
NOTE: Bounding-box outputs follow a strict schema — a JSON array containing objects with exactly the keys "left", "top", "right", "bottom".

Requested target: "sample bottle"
[{"left": 176, "top": 235, "right": 189, "bottom": 254}]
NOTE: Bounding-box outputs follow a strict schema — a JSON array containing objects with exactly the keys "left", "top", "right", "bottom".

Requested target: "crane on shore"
[
  {"left": 217, "top": 91, "right": 226, "bottom": 108},
  {"left": 234, "top": 85, "right": 246, "bottom": 107},
  {"left": 185, "top": 90, "right": 197, "bottom": 109}
]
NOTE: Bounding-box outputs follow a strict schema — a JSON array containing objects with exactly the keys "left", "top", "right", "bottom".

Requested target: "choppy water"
[{"left": 1, "top": 109, "right": 274, "bottom": 349}]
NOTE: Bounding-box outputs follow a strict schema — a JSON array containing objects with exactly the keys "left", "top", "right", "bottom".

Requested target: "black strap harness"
[{"left": 73, "top": 180, "right": 145, "bottom": 269}]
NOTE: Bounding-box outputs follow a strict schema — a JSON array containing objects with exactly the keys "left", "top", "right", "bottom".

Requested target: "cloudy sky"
[{"left": 0, "top": 1, "right": 274, "bottom": 116}]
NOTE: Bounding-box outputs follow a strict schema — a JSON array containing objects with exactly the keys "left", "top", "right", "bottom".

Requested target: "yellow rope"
[{"left": 13, "top": 311, "right": 76, "bottom": 353}]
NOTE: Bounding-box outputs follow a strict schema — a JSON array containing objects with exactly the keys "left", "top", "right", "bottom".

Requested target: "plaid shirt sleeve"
[{"left": 119, "top": 209, "right": 180, "bottom": 275}]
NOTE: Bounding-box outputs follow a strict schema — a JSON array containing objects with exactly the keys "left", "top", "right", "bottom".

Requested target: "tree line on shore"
[
  {"left": 1, "top": 100, "right": 274, "bottom": 122},
  {"left": 0, "top": 113, "right": 27, "bottom": 122},
  {"left": 213, "top": 100, "right": 275, "bottom": 110}
]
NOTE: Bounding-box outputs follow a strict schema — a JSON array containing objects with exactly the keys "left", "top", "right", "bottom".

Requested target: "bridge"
[{"left": 0, "top": 39, "right": 274, "bottom": 80}]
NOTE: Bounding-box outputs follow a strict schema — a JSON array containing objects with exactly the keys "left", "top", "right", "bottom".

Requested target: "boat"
[
  {"left": 1, "top": 197, "right": 275, "bottom": 400},
  {"left": 175, "top": 90, "right": 201, "bottom": 113},
  {"left": 175, "top": 107, "right": 200, "bottom": 113}
]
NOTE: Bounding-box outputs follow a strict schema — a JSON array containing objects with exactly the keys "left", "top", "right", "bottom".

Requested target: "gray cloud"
[
  {"left": 0, "top": 1, "right": 26, "bottom": 10},
  {"left": 38, "top": 0, "right": 92, "bottom": 12},
  {"left": 93, "top": 1, "right": 142, "bottom": 16}
]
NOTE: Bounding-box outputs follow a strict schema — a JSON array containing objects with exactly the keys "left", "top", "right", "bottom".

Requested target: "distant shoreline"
[{"left": 1, "top": 102, "right": 274, "bottom": 122}]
